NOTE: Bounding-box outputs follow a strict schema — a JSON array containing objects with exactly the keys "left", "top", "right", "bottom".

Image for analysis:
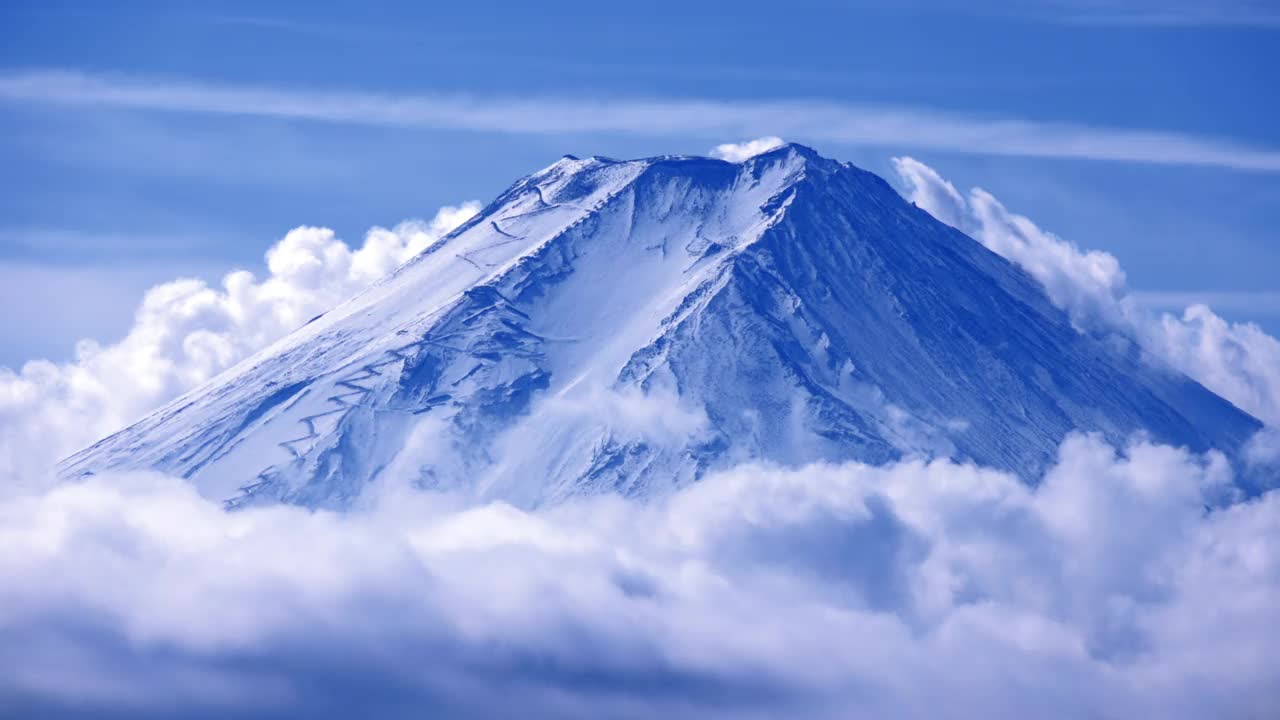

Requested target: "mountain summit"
[{"left": 61, "top": 144, "right": 1261, "bottom": 508}]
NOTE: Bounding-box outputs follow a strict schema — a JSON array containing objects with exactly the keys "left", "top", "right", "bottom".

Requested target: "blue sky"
[{"left": 2, "top": 0, "right": 1278, "bottom": 366}]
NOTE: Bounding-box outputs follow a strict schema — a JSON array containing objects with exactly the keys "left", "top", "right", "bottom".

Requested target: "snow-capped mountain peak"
[{"left": 60, "top": 145, "right": 1261, "bottom": 508}]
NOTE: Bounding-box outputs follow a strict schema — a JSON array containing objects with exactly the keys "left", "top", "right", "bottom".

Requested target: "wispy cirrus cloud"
[
  {"left": 1133, "top": 290, "right": 1280, "bottom": 316},
  {"left": 4, "top": 69, "right": 1280, "bottom": 172},
  {"left": 1048, "top": 0, "right": 1280, "bottom": 27},
  {"left": 913, "top": 0, "right": 1280, "bottom": 27}
]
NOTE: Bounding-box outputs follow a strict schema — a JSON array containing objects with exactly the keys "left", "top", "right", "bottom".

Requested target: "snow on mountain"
[{"left": 59, "top": 144, "right": 1262, "bottom": 508}]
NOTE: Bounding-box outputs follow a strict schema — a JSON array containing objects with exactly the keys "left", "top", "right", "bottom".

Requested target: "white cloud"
[
  {"left": 0, "top": 203, "right": 478, "bottom": 494},
  {"left": 893, "top": 156, "right": 1128, "bottom": 329},
  {"left": 893, "top": 156, "right": 1280, "bottom": 428},
  {"left": 0, "top": 434, "right": 1276, "bottom": 718},
  {"left": 890, "top": 156, "right": 969, "bottom": 228},
  {"left": 1135, "top": 304, "right": 1280, "bottom": 427},
  {"left": 1247, "top": 426, "right": 1280, "bottom": 466},
  {"left": 710, "top": 136, "right": 786, "bottom": 162},
  {"left": 6, "top": 70, "right": 1280, "bottom": 172}
]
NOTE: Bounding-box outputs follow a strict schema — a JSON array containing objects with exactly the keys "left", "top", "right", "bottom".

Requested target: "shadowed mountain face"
[{"left": 60, "top": 144, "right": 1261, "bottom": 508}]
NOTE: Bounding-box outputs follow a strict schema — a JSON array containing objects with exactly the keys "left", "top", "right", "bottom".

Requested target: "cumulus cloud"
[
  {"left": 894, "top": 157, "right": 1128, "bottom": 329},
  {"left": 1247, "top": 426, "right": 1280, "bottom": 467},
  {"left": 1134, "top": 305, "right": 1280, "bottom": 427},
  {"left": 710, "top": 136, "right": 786, "bottom": 162},
  {"left": 0, "top": 434, "right": 1277, "bottom": 718},
  {"left": 0, "top": 202, "right": 479, "bottom": 493},
  {"left": 893, "top": 156, "right": 1280, "bottom": 428}
]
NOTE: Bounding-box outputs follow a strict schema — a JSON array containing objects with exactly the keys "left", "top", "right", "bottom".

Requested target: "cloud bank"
[
  {"left": 1, "top": 434, "right": 1277, "bottom": 718},
  {"left": 0, "top": 203, "right": 478, "bottom": 492},
  {"left": 5, "top": 70, "right": 1280, "bottom": 172}
]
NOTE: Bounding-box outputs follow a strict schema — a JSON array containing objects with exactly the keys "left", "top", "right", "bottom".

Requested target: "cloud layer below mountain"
[{"left": 1, "top": 434, "right": 1277, "bottom": 719}]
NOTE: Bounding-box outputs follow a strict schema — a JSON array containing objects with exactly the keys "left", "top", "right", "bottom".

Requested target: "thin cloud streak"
[
  {"left": 914, "top": 0, "right": 1280, "bottom": 28},
  {"left": 1035, "top": 0, "right": 1280, "bottom": 28},
  {"left": 4, "top": 70, "right": 1280, "bottom": 172},
  {"left": 1134, "top": 290, "right": 1280, "bottom": 316}
]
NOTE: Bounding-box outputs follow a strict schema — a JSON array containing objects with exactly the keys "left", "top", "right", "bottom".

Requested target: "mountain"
[{"left": 60, "top": 144, "right": 1262, "bottom": 508}]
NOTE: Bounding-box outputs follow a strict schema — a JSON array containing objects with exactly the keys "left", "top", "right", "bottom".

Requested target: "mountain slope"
[{"left": 60, "top": 144, "right": 1262, "bottom": 508}]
